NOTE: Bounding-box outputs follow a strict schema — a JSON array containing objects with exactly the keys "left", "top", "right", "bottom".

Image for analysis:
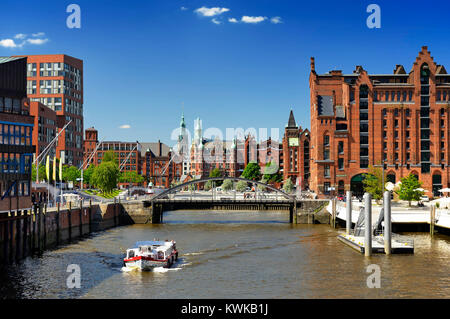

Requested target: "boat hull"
[{"left": 123, "top": 252, "right": 178, "bottom": 271}]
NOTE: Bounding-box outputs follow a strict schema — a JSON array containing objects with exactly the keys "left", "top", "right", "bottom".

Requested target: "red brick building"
[
  {"left": 17, "top": 54, "right": 83, "bottom": 167},
  {"left": 282, "top": 110, "right": 310, "bottom": 189},
  {"left": 82, "top": 127, "right": 142, "bottom": 185},
  {"left": 309, "top": 46, "right": 450, "bottom": 197},
  {"left": 29, "top": 101, "right": 59, "bottom": 160},
  {"left": 141, "top": 141, "right": 182, "bottom": 188}
]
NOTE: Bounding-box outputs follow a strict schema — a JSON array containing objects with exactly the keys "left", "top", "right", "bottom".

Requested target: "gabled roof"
[{"left": 141, "top": 142, "right": 171, "bottom": 157}]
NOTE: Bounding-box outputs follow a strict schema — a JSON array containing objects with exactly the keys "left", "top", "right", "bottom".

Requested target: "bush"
[
  {"left": 283, "top": 179, "right": 294, "bottom": 193},
  {"left": 236, "top": 180, "right": 247, "bottom": 192},
  {"left": 222, "top": 179, "right": 233, "bottom": 191},
  {"left": 204, "top": 180, "right": 213, "bottom": 191}
]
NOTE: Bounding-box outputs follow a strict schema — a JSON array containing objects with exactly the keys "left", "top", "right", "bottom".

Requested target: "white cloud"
[
  {"left": 0, "top": 39, "right": 19, "bottom": 48},
  {"left": 180, "top": 6, "right": 188, "bottom": 11},
  {"left": 228, "top": 18, "right": 238, "bottom": 23},
  {"left": 119, "top": 124, "right": 131, "bottom": 129},
  {"left": 212, "top": 18, "right": 222, "bottom": 25},
  {"left": 241, "top": 16, "right": 267, "bottom": 24},
  {"left": 27, "top": 38, "right": 49, "bottom": 45},
  {"left": 14, "top": 33, "right": 27, "bottom": 40},
  {"left": 32, "top": 32, "right": 45, "bottom": 37},
  {"left": 194, "top": 7, "right": 230, "bottom": 17},
  {"left": 270, "top": 16, "right": 283, "bottom": 24}
]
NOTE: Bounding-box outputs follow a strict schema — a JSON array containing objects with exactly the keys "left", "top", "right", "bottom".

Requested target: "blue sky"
[{"left": 1, "top": 0, "right": 450, "bottom": 147}]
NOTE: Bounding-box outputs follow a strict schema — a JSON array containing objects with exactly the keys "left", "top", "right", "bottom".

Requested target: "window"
[
  {"left": 338, "top": 158, "right": 344, "bottom": 170},
  {"left": 394, "top": 109, "right": 399, "bottom": 116},
  {"left": 323, "top": 149, "right": 330, "bottom": 160},
  {"left": 395, "top": 119, "right": 398, "bottom": 127},
  {"left": 406, "top": 109, "right": 410, "bottom": 116},
  {"left": 383, "top": 142, "right": 387, "bottom": 150},
  {"left": 324, "top": 165, "right": 330, "bottom": 178},
  {"left": 382, "top": 108, "right": 387, "bottom": 116},
  {"left": 324, "top": 135, "right": 329, "bottom": 146},
  {"left": 406, "top": 119, "right": 410, "bottom": 128},
  {"left": 338, "top": 141, "right": 344, "bottom": 154}
]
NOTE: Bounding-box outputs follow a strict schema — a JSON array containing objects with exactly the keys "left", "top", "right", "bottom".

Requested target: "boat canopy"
[{"left": 132, "top": 241, "right": 170, "bottom": 248}]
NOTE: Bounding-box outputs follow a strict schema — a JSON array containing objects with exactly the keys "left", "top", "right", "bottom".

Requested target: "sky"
[{"left": 1, "top": 0, "right": 450, "bottom": 148}]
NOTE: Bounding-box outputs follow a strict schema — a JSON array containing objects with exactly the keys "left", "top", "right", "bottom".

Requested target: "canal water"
[{"left": 1, "top": 210, "right": 450, "bottom": 299}]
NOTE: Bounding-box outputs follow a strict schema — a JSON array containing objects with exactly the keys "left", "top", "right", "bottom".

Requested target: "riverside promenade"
[{"left": 328, "top": 199, "right": 450, "bottom": 232}]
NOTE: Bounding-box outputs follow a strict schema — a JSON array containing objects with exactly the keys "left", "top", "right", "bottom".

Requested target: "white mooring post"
[
  {"left": 364, "top": 192, "right": 372, "bottom": 257},
  {"left": 346, "top": 191, "right": 352, "bottom": 234},
  {"left": 383, "top": 191, "right": 392, "bottom": 255}
]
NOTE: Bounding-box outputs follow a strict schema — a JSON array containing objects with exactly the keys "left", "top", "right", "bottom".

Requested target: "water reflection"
[{"left": 1, "top": 211, "right": 449, "bottom": 299}]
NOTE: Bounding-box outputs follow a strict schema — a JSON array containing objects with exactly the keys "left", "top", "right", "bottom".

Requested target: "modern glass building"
[{"left": 0, "top": 57, "right": 34, "bottom": 212}]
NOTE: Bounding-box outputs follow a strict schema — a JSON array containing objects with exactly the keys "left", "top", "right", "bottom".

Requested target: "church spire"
[{"left": 287, "top": 109, "right": 297, "bottom": 128}]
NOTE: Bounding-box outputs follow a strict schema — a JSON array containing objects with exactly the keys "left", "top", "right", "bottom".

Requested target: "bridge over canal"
[{"left": 139, "top": 177, "right": 329, "bottom": 224}]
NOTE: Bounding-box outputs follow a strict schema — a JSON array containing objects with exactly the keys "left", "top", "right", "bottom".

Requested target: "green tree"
[
  {"left": 241, "top": 162, "right": 261, "bottom": 181},
  {"left": 63, "top": 165, "right": 81, "bottom": 183},
  {"left": 236, "top": 180, "right": 247, "bottom": 192},
  {"left": 91, "top": 161, "right": 120, "bottom": 193},
  {"left": 283, "top": 179, "right": 294, "bottom": 193},
  {"left": 204, "top": 180, "right": 213, "bottom": 191},
  {"left": 362, "top": 165, "right": 386, "bottom": 202},
  {"left": 222, "top": 179, "right": 233, "bottom": 191},
  {"left": 32, "top": 163, "right": 47, "bottom": 182},
  {"left": 209, "top": 168, "right": 223, "bottom": 186},
  {"left": 258, "top": 177, "right": 268, "bottom": 191},
  {"left": 102, "top": 150, "right": 117, "bottom": 163},
  {"left": 263, "top": 161, "right": 282, "bottom": 183},
  {"left": 395, "top": 174, "right": 423, "bottom": 207},
  {"left": 119, "top": 171, "right": 144, "bottom": 184},
  {"left": 83, "top": 164, "right": 96, "bottom": 187}
]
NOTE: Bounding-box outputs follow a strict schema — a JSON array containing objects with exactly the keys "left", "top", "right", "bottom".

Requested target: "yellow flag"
[
  {"left": 53, "top": 156, "right": 57, "bottom": 181},
  {"left": 60, "top": 152, "right": 64, "bottom": 181},
  {"left": 45, "top": 155, "right": 50, "bottom": 181}
]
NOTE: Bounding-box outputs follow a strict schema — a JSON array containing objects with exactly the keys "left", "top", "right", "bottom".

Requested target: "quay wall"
[{"left": 0, "top": 200, "right": 142, "bottom": 265}]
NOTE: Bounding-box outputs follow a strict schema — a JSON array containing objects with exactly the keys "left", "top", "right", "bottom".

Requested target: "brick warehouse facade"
[{"left": 309, "top": 46, "right": 450, "bottom": 198}]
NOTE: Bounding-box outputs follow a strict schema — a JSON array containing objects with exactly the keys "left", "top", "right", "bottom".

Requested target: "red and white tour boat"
[{"left": 123, "top": 240, "right": 178, "bottom": 271}]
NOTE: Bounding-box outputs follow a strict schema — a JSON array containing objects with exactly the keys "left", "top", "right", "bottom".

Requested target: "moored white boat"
[{"left": 123, "top": 240, "right": 178, "bottom": 271}]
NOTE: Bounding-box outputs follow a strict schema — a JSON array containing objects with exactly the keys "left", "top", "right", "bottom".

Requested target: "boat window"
[{"left": 128, "top": 250, "right": 135, "bottom": 258}]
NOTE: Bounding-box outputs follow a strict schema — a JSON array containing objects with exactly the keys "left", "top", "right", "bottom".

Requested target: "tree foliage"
[
  {"left": 283, "top": 179, "right": 294, "bottom": 193},
  {"left": 241, "top": 162, "right": 261, "bottom": 181},
  {"left": 222, "top": 179, "right": 233, "bottom": 191},
  {"left": 204, "top": 180, "right": 213, "bottom": 191},
  {"left": 362, "top": 165, "right": 386, "bottom": 201},
  {"left": 395, "top": 174, "right": 423, "bottom": 206},
  {"left": 263, "top": 161, "right": 283, "bottom": 183},
  {"left": 32, "top": 163, "right": 47, "bottom": 182},
  {"left": 63, "top": 165, "right": 81, "bottom": 182},
  {"left": 119, "top": 171, "right": 144, "bottom": 184},
  {"left": 209, "top": 168, "right": 223, "bottom": 186},
  {"left": 83, "top": 165, "right": 96, "bottom": 186},
  {"left": 102, "top": 150, "right": 117, "bottom": 163},
  {"left": 236, "top": 180, "right": 248, "bottom": 192},
  {"left": 91, "top": 161, "right": 120, "bottom": 193}
]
